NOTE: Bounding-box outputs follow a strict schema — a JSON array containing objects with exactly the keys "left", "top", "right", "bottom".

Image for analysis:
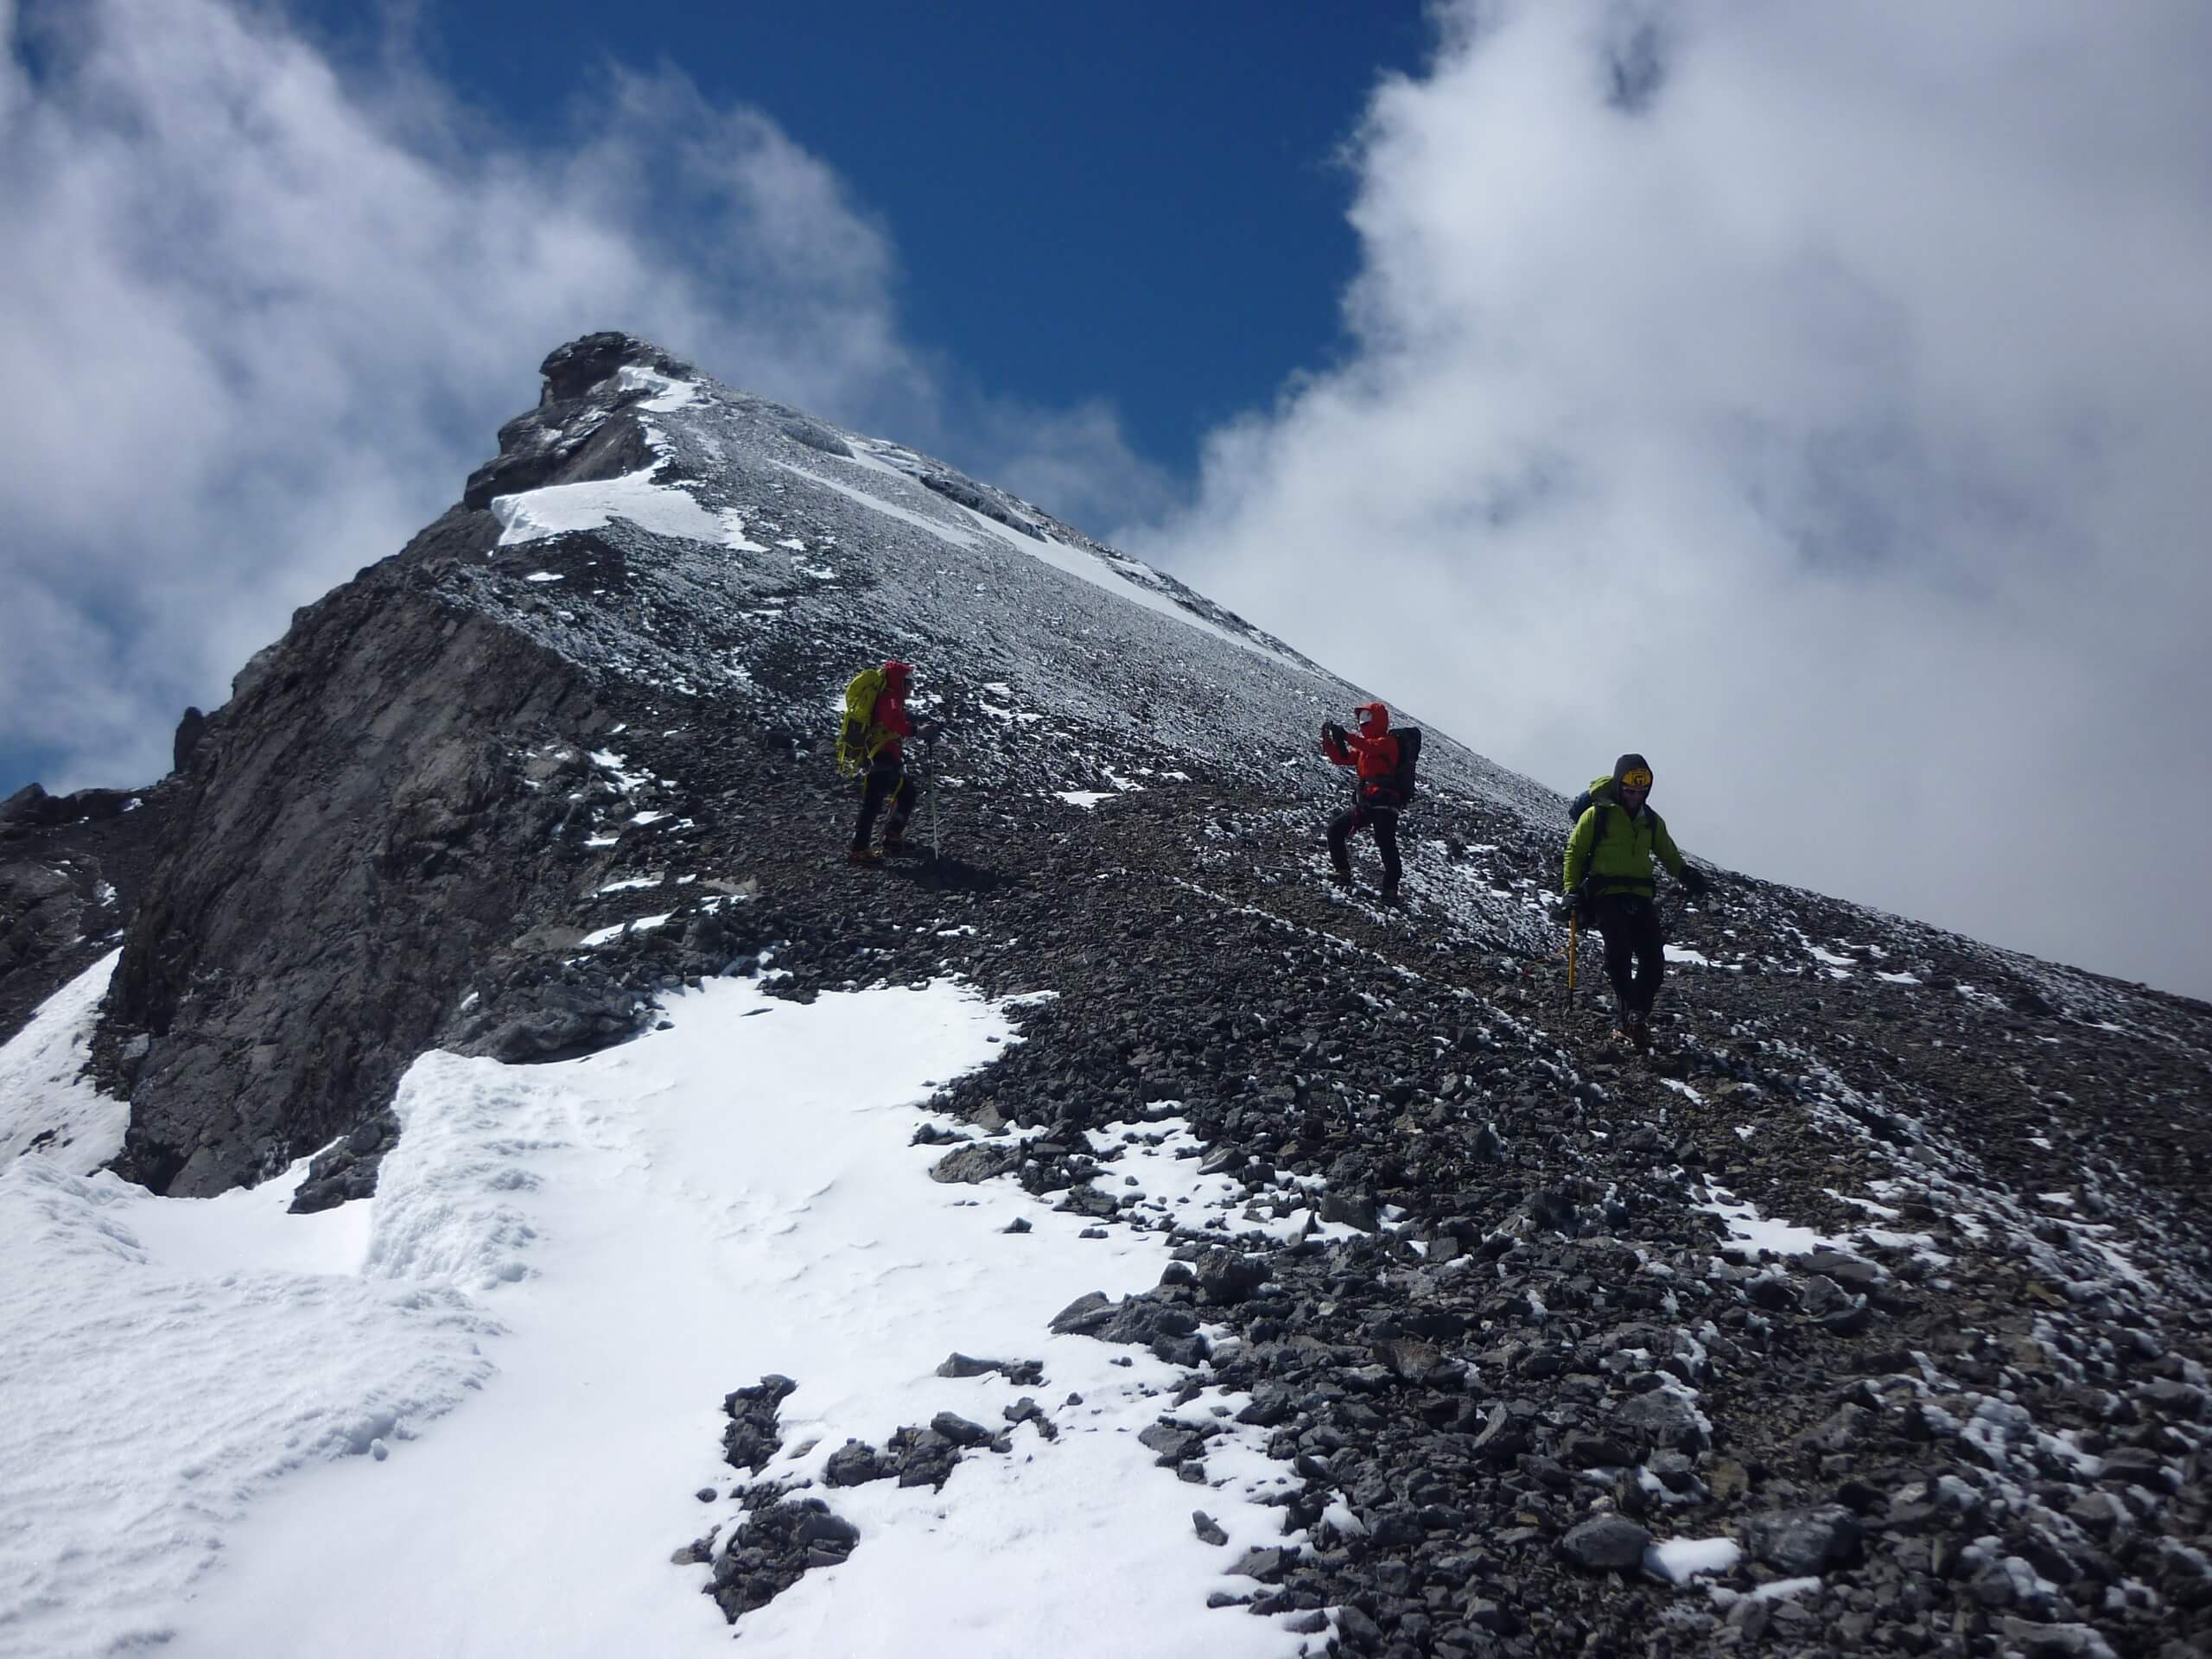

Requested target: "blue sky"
[
  {"left": 302, "top": 0, "right": 1433, "bottom": 473},
  {"left": 5, "top": 0, "right": 2212, "bottom": 999}
]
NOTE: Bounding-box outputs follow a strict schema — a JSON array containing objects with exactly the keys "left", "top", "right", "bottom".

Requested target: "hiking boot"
[
  {"left": 1605, "top": 995, "right": 1634, "bottom": 1048},
  {"left": 1379, "top": 889, "right": 1404, "bottom": 908},
  {"left": 846, "top": 846, "right": 881, "bottom": 866},
  {"left": 881, "top": 836, "right": 910, "bottom": 857},
  {"left": 1327, "top": 868, "right": 1353, "bottom": 888},
  {"left": 1626, "top": 1013, "right": 1651, "bottom": 1053}
]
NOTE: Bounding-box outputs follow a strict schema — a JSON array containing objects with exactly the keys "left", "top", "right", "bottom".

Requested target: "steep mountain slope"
[{"left": 6, "top": 334, "right": 2208, "bottom": 1656}]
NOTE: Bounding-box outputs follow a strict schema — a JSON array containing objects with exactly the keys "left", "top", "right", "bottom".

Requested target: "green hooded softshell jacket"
[{"left": 1563, "top": 791, "right": 1688, "bottom": 899}]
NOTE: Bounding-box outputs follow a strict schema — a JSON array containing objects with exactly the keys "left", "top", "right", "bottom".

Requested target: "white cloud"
[
  {"left": 1138, "top": 0, "right": 2212, "bottom": 998},
  {"left": 969, "top": 397, "right": 1182, "bottom": 534}
]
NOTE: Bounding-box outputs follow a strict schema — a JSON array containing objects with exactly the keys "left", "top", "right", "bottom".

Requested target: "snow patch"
[
  {"left": 493, "top": 469, "right": 732, "bottom": 549},
  {"left": 0, "top": 950, "right": 128, "bottom": 1174},
  {"left": 1699, "top": 1184, "right": 1838, "bottom": 1259},
  {"left": 579, "top": 912, "right": 673, "bottom": 948},
  {"left": 615, "top": 365, "right": 701, "bottom": 411},
  {"left": 1645, "top": 1535, "right": 1741, "bottom": 1584}
]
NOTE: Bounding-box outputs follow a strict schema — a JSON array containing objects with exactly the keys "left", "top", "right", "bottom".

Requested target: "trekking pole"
[
  {"left": 1567, "top": 913, "right": 1579, "bottom": 1009},
  {"left": 926, "top": 737, "right": 941, "bottom": 862}
]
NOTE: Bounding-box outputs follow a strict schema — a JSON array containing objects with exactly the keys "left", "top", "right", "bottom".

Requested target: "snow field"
[
  {"left": 0, "top": 1154, "right": 496, "bottom": 1659},
  {"left": 0, "top": 950, "right": 125, "bottom": 1174},
  {"left": 2, "top": 971, "right": 1315, "bottom": 1658}
]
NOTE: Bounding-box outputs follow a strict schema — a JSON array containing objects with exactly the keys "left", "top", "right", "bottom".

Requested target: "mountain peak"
[{"left": 537, "top": 331, "right": 696, "bottom": 405}]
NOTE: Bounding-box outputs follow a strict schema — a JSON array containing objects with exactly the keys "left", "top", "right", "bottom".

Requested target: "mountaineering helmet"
[{"left": 1614, "top": 753, "right": 1653, "bottom": 791}]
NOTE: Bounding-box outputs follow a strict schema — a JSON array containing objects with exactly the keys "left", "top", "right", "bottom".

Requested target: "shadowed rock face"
[
  {"left": 9, "top": 333, "right": 2209, "bottom": 1652},
  {"left": 1, "top": 781, "right": 176, "bottom": 1050},
  {"left": 81, "top": 340, "right": 708, "bottom": 1197},
  {"left": 99, "top": 544, "right": 616, "bottom": 1194}
]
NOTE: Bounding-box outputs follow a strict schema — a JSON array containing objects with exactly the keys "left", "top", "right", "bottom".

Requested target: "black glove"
[
  {"left": 1554, "top": 889, "right": 1581, "bottom": 924},
  {"left": 914, "top": 719, "right": 944, "bottom": 743},
  {"left": 1681, "top": 867, "right": 1710, "bottom": 899},
  {"left": 1322, "top": 721, "right": 1345, "bottom": 747}
]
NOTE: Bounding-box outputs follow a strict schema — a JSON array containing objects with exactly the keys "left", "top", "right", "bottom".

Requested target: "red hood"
[{"left": 1355, "top": 702, "right": 1389, "bottom": 739}]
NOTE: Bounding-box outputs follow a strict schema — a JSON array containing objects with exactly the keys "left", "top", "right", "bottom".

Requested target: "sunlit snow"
[
  {"left": 1697, "top": 1183, "right": 1840, "bottom": 1260},
  {"left": 0, "top": 950, "right": 126, "bottom": 1173},
  {"left": 614, "top": 365, "right": 700, "bottom": 411},
  {"left": 491, "top": 468, "right": 766, "bottom": 556},
  {"left": 0, "top": 976, "right": 1314, "bottom": 1659},
  {"left": 1645, "top": 1535, "right": 1743, "bottom": 1584}
]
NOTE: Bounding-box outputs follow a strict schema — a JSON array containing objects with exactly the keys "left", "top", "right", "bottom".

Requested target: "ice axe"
[{"left": 1557, "top": 885, "right": 1584, "bottom": 1009}]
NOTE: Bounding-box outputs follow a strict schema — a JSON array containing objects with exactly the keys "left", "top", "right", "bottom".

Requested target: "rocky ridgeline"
[{"left": 2, "top": 334, "right": 2204, "bottom": 1654}]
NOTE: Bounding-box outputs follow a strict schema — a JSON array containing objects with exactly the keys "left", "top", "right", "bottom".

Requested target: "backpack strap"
[{"left": 1570, "top": 802, "right": 1609, "bottom": 893}]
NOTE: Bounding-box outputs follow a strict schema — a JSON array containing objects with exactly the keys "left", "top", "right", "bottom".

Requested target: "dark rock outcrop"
[
  {"left": 98, "top": 556, "right": 612, "bottom": 1196},
  {"left": 1, "top": 779, "right": 175, "bottom": 1052},
  {"left": 173, "top": 707, "right": 207, "bottom": 774}
]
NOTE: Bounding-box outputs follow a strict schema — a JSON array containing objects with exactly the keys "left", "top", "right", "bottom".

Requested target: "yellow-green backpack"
[{"left": 835, "top": 666, "right": 887, "bottom": 776}]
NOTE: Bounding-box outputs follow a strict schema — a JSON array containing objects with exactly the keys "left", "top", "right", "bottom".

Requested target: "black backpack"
[{"left": 1383, "top": 727, "right": 1421, "bottom": 805}]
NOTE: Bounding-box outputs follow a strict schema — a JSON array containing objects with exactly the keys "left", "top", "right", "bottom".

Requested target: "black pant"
[
  {"left": 1592, "top": 892, "right": 1664, "bottom": 1016},
  {"left": 852, "top": 758, "right": 918, "bottom": 849},
  {"left": 1327, "top": 804, "right": 1401, "bottom": 893}
]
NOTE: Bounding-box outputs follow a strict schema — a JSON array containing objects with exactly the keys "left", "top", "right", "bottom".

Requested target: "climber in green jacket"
[{"left": 1560, "top": 753, "right": 1709, "bottom": 1049}]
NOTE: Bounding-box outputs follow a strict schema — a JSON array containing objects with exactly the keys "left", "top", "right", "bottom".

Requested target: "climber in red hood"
[
  {"left": 849, "top": 660, "right": 939, "bottom": 862},
  {"left": 1320, "top": 702, "right": 1404, "bottom": 902}
]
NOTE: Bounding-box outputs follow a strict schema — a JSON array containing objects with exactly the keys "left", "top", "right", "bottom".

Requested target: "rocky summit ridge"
[{"left": 3, "top": 332, "right": 2209, "bottom": 1656}]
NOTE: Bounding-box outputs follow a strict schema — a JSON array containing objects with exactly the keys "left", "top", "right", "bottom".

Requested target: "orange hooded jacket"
[{"left": 1322, "top": 702, "right": 1402, "bottom": 804}]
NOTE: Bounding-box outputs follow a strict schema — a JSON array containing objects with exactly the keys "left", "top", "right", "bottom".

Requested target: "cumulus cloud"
[
  {"left": 958, "top": 396, "right": 1179, "bottom": 533},
  {"left": 0, "top": 0, "right": 1148, "bottom": 791},
  {"left": 1139, "top": 0, "right": 2212, "bottom": 997}
]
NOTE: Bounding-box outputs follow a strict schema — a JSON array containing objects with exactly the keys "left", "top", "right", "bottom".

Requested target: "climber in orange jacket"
[{"left": 1321, "top": 702, "right": 1402, "bottom": 902}]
